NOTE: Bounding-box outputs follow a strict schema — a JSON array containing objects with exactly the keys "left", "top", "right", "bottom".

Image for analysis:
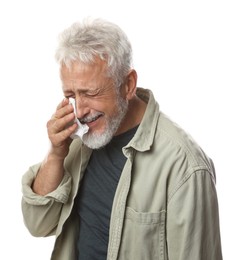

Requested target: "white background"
[{"left": 0, "top": 0, "right": 240, "bottom": 259}]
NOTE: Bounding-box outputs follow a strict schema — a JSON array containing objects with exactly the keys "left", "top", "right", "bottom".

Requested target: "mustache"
[{"left": 78, "top": 112, "right": 104, "bottom": 124}]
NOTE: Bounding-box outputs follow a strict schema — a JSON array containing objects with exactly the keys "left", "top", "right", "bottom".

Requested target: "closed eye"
[{"left": 82, "top": 89, "right": 100, "bottom": 98}]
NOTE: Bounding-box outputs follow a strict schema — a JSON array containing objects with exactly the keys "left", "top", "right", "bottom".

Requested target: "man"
[{"left": 22, "top": 18, "right": 223, "bottom": 259}]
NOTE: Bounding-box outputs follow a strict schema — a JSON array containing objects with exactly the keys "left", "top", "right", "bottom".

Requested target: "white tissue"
[{"left": 69, "top": 98, "right": 89, "bottom": 139}]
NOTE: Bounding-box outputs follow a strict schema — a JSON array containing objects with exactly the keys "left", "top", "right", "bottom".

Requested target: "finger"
[
  {"left": 53, "top": 102, "right": 74, "bottom": 121},
  {"left": 50, "top": 123, "right": 78, "bottom": 146},
  {"left": 48, "top": 112, "right": 76, "bottom": 134},
  {"left": 56, "top": 98, "right": 69, "bottom": 110}
]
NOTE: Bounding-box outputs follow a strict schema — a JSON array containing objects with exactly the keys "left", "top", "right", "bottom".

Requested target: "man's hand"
[
  {"left": 47, "top": 98, "right": 78, "bottom": 159},
  {"left": 32, "top": 98, "right": 78, "bottom": 195}
]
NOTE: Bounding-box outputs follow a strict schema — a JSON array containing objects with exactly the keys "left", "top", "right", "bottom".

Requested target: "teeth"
[
  {"left": 80, "top": 114, "right": 102, "bottom": 124},
  {"left": 89, "top": 115, "right": 99, "bottom": 122}
]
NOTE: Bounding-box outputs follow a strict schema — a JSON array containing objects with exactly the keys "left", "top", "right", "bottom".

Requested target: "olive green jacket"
[{"left": 22, "top": 88, "right": 222, "bottom": 260}]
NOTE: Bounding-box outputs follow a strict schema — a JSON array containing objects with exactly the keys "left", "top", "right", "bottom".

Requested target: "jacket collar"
[{"left": 124, "top": 88, "right": 160, "bottom": 153}]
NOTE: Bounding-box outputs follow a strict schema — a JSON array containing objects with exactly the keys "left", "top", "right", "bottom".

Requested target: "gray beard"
[{"left": 81, "top": 95, "right": 128, "bottom": 149}]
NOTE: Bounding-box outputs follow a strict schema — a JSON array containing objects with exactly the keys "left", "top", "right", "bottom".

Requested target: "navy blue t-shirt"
[{"left": 76, "top": 126, "right": 138, "bottom": 259}]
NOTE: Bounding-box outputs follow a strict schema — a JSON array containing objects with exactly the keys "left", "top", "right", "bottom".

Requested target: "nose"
[{"left": 75, "top": 96, "right": 90, "bottom": 119}]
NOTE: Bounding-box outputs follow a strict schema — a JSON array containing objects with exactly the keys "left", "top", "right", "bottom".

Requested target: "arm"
[
  {"left": 22, "top": 98, "right": 78, "bottom": 236},
  {"left": 21, "top": 162, "right": 72, "bottom": 237},
  {"left": 32, "top": 98, "right": 77, "bottom": 195},
  {"left": 166, "top": 169, "right": 223, "bottom": 260}
]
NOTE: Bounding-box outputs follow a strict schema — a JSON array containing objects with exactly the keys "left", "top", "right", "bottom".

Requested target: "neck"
[{"left": 115, "top": 95, "right": 147, "bottom": 136}]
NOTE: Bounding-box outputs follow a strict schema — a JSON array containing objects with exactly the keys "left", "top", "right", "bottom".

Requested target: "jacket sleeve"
[
  {"left": 21, "top": 162, "right": 72, "bottom": 237},
  {"left": 166, "top": 169, "right": 223, "bottom": 260}
]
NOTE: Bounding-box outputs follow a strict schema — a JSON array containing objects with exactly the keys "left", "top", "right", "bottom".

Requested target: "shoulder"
[
  {"left": 155, "top": 112, "right": 212, "bottom": 171},
  {"left": 150, "top": 112, "right": 216, "bottom": 194}
]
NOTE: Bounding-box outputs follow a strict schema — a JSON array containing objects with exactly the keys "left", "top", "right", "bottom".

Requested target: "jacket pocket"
[{"left": 118, "top": 207, "right": 167, "bottom": 260}]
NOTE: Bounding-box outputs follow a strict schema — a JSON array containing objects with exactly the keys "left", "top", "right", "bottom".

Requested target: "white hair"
[{"left": 55, "top": 17, "right": 133, "bottom": 86}]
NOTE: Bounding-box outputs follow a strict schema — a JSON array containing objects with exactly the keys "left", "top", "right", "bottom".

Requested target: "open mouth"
[{"left": 79, "top": 113, "right": 103, "bottom": 125}]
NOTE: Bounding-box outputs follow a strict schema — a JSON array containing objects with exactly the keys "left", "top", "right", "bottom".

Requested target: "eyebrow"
[{"left": 63, "top": 87, "right": 100, "bottom": 95}]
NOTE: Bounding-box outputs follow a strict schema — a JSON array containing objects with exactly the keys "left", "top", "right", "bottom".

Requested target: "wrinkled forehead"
[
  {"left": 60, "top": 58, "right": 115, "bottom": 91},
  {"left": 63, "top": 57, "right": 113, "bottom": 83}
]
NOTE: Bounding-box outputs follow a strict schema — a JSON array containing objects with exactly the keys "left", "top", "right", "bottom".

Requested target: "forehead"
[
  {"left": 60, "top": 58, "right": 109, "bottom": 84},
  {"left": 60, "top": 58, "right": 116, "bottom": 95}
]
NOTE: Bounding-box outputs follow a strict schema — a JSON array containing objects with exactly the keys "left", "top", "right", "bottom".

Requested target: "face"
[{"left": 60, "top": 58, "right": 128, "bottom": 149}]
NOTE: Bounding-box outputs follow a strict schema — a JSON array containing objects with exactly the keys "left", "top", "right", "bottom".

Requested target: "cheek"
[{"left": 94, "top": 100, "right": 119, "bottom": 116}]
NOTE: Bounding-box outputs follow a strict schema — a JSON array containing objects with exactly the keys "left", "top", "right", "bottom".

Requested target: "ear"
[{"left": 123, "top": 69, "right": 138, "bottom": 100}]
